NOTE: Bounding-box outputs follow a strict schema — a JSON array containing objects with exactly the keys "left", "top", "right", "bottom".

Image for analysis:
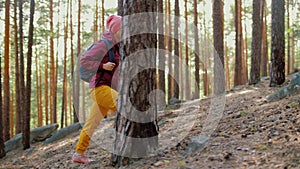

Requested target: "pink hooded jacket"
[{"left": 80, "top": 31, "right": 120, "bottom": 90}]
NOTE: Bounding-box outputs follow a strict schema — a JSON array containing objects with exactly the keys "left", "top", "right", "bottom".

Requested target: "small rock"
[
  {"left": 241, "top": 134, "right": 247, "bottom": 138},
  {"left": 236, "top": 146, "right": 249, "bottom": 151},
  {"left": 153, "top": 161, "right": 164, "bottom": 167},
  {"left": 224, "top": 152, "right": 233, "bottom": 160},
  {"left": 184, "top": 136, "right": 209, "bottom": 156}
]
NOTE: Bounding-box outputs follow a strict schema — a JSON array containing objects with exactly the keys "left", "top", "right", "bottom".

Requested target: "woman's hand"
[{"left": 103, "top": 62, "right": 116, "bottom": 71}]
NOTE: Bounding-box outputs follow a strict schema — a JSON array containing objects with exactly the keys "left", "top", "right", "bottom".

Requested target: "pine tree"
[{"left": 270, "top": 0, "right": 285, "bottom": 86}]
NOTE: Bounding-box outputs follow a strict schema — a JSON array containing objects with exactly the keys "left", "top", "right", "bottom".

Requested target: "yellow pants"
[{"left": 76, "top": 85, "right": 118, "bottom": 154}]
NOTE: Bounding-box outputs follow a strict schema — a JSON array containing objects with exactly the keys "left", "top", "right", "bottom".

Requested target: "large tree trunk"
[
  {"left": 213, "top": 0, "right": 225, "bottom": 95},
  {"left": 249, "top": 0, "right": 263, "bottom": 85},
  {"left": 194, "top": 0, "right": 200, "bottom": 98},
  {"left": 4, "top": 0, "right": 11, "bottom": 142},
  {"left": 112, "top": 1, "right": 158, "bottom": 166},
  {"left": 270, "top": 0, "right": 285, "bottom": 86}
]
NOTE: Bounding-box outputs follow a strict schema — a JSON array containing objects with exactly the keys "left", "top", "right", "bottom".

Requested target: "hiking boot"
[{"left": 72, "top": 153, "right": 94, "bottom": 164}]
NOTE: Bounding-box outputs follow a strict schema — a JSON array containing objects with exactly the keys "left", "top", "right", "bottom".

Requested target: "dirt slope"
[{"left": 1, "top": 74, "right": 300, "bottom": 169}]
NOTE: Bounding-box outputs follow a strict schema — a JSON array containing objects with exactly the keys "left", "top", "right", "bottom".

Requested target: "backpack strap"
[{"left": 103, "top": 38, "right": 115, "bottom": 63}]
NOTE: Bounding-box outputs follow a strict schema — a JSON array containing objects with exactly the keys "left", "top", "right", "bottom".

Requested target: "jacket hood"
[{"left": 102, "top": 31, "right": 118, "bottom": 45}]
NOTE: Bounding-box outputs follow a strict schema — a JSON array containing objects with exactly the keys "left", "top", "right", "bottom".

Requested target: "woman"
[{"left": 72, "top": 15, "right": 122, "bottom": 164}]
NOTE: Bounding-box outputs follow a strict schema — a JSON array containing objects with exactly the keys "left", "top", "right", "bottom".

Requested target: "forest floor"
[{"left": 1, "top": 73, "right": 300, "bottom": 169}]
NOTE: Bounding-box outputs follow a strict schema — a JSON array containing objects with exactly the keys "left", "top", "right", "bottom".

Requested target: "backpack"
[{"left": 79, "top": 38, "right": 115, "bottom": 83}]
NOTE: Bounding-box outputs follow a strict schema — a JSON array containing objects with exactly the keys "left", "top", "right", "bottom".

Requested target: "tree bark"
[
  {"left": 249, "top": 0, "right": 263, "bottom": 85},
  {"left": 286, "top": 0, "right": 291, "bottom": 74},
  {"left": 14, "top": 0, "right": 21, "bottom": 134},
  {"left": 117, "top": 0, "right": 123, "bottom": 16},
  {"left": 202, "top": 1, "right": 209, "bottom": 96},
  {"left": 167, "top": 0, "right": 173, "bottom": 101},
  {"left": 194, "top": 0, "right": 200, "bottom": 98},
  {"left": 184, "top": 0, "right": 190, "bottom": 99},
  {"left": 23, "top": 0, "right": 35, "bottom": 150},
  {"left": 270, "top": 0, "right": 285, "bottom": 86},
  {"left": 173, "top": 0, "right": 180, "bottom": 99},
  {"left": 113, "top": 0, "right": 158, "bottom": 166},
  {"left": 4, "top": 0, "right": 11, "bottom": 142},
  {"left": 73, "top": 0, "right": 81, "bottom": 123},
  {"left": 234, "top": 0, "right": 245, "bottom": 86},
  {"left": 49, "top": 0, "right": 55, "bottom": 124},
  {"left": 62, "top": 3, "right": 69, "bottom": 128},
  {"left": 0, "top": 54, "right": 6, "bottom": 158},
  {"left": 213, "top": 0, "right": 225, "bottom": 95},
  {"left": 101, "top": 0, "right": 105, "bottom": 33},
  {"left": 261, "top": 0, "right": 268, "bottom": 77},
  {"left": 157, "top": 0, "right": 166, "bottom": 106},
  {"left": 45, "top": 41, "right": 49, "bottom": 125}
]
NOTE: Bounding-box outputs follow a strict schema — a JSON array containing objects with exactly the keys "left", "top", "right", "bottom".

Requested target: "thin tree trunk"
[
  {"left": 94, "top": 0, "right": 99, "bottom": 42},
  {"left": 225, "top": 44, "right": 230, "bottom": 90},
  {"left": 0, "top": 58, "right": 6, "bottom": 158},
  {"left": 167, "top": 0, "right": 173, "bottom": 101},
  {"left": 157, "top": 0, "right": 166, "bottom": 106},
  {"left": 249, "top": 0, "right": 263, "bottom": 84},
  {"left": 202, "top": 1, "right": 209, "bottom": 96},
  {"left": 19, "top": 0, "right": 26, "bottom": 137},
  {"left": 194, "top": 0, "right": 200, "bottom": 98},
  {"left": 45, "top": 40, "right": 49, "bottom": 125},
  {"left": 174, "top": 0, "right": 180, "bottom": 99},
  {"left": 261, "top": 0, "right": 268, "bottom": 77},
  {"left": 270, "top": 0, "right": 285, "bottom": 86},
  {"left": 23, "top": 0, "right": 35, "bottom": 149},
  {"left": 73, "top": 0, "right": 81, "bottom": 123},
  {"left": 70, "top": 0, "right": 76, "bottom": 124},
  {"left": 49, "top": 0, "right": 55, "bottom": 124},
  {"left": 286, "top": 0, "right": 291, "bottom": 74},
  {"left": 244, "top": 28, "right": 248, "bottom": 81},
  {"left": 184, "top": 0, "right": 190, "bottom": 99},
  {"left": 14, "top": 0, "right": 21, "bottom": 134},
  {"left": 4, "top": 0, "right": 11, "bottom": 142},
  {"left": 10, "top": 93, "right": 14, "bottom": 137},
  {"left": 213, "top": 0, "right": 225, "bottom": 95},
  {"left": 180, "top": 33, "right": 184, "bottom": 98},
  {"left": 102, "top": 0, "right": 105, "bottom": 32},
  {"left": 234, "top": 0, "right": 244, "bottom": 86},
  {"left": 62, "top": 2, "right": 69, "bottom": 128},
  {"left": 291, "top": 28, "right": 295, "bottom": 71},
  {"left": 36, "top": 51, "right": 42, "bottom": 127}
]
